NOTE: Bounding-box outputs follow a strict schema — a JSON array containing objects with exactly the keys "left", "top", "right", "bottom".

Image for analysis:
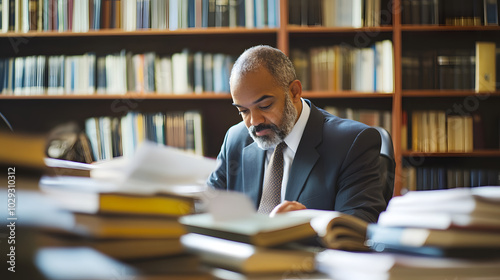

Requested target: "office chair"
[{"left": 373, "top": 126, "right": 396, "bottom": 205}]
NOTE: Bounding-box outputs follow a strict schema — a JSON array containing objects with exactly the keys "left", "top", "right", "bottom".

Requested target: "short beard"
[{"left": 248, "top": 94, "right": 298, "bottom": 150}]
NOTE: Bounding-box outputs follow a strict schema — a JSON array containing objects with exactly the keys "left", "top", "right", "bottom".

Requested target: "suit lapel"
[
  {"left": 242, "top": 142, "right": 266, "bottom": 209},
  {"left": 285, "top": 102, "right": 323, "bottom": 201}
]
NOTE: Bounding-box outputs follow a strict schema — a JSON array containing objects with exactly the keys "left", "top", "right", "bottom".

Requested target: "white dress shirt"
[{"left": 262, "top": 98, "right": 311, "bottom": 201}]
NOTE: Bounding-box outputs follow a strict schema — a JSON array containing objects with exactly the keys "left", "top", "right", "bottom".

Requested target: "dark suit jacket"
[{"left": 207, "top": 100, "right": 387, "bottom": 223}]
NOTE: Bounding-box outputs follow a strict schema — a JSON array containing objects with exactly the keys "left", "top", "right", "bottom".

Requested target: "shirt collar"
[{"left": 283, "top": 98, "right": 310, "bottom": 154}]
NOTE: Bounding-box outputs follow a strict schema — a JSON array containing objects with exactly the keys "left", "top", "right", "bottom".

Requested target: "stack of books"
[
  {"left": 37, "top": 175, "right": 204, "bottom": 273},
  {"left": 316, "top": 186, "right": 500, "bottom": 279},
  {"left": 367, "top": 186, "right": 500, "bottom": 258},
  {"left": 178, "top": 190, "right": 372, "bottom": 275},
  {"left": 32, "top": 142, "right": 218, "bottom": 278}
]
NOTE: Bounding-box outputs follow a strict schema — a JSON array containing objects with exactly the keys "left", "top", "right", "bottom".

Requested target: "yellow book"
[
  {"left": 39, "top": 176, "right": 195, "bottom": 217},
  {"left": 0, "top": 131, "right": 46, "bottom": 169},
  {"left": 475, "top": 42, "right": 496, "bottom": 92}
]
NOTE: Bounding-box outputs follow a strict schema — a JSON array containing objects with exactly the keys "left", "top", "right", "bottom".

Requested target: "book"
[
  {"left": 0, "top": 131, "right": 46, "bottom": 169},
  {"left": 384, "top": 186, "right": 500, "bottom": 216},
  {"left": 179, "top": 211, "right": 316, "bottom": 247},
  {"left": 281, "top": 209, "right": 370, "bottom": 251},
  {"left": 39, "top": 175, "right": 196, "bottom": 217},
  {"left": 35, "top": 247, "right": 212, "bottom": 280},
  {"left": 180, "top": 233, "right": 316, "bottom": 274},
  {"left": 42, "top": 211, "right": 187, "bottom": 239},
  {"left": 316, "top": 249, "right": 500, "bottom": 279},
  {"left": 38, "top": 233, "right": 184, "bottom": 260},
  {"left": 475, "top": 41, "right": 497, "bottom": 92},
  {"left": 44, "top": 157, "right": 95, "bottom": 177},
  {"left": 366, "top": 224, "right": 500, "bottom": 249}
]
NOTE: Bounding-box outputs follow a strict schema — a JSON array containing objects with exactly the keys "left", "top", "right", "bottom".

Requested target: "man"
[{"left": 207, "top": 45, "right": 386, "bottom": 223}]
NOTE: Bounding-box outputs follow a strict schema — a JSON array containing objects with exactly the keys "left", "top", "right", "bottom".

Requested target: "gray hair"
[{"left": 230, "top": 45, "right": 297, "bottom": 91}]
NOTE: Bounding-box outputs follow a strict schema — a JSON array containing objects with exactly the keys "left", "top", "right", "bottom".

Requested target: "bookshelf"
[{"left": 1, "top": 0, "right": 499, "bottom": 196}]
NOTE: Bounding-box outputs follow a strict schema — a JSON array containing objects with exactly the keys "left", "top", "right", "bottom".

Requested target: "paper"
[
  {"left": 205, "top": 190, "right": 256, "bottom": 222},
  {"left": 90, "top": 141, "right": 217, "bottom": 194}
]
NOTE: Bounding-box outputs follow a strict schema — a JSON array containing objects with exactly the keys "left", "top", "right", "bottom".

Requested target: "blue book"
[
  {"left": 169, "top": 0, "right": 178, "bottom": 30},
  {"left": 267, "top": 0, "right": 276, "bottom": 27},
  {"left": 143, "top": 0, "right": 150, "bottom": 28},
  {"left": 188, "top": 0, "right": 195, "bottom": 27},
  {"left": 484, "top": 0, "right": 499, "bottom": 25}
]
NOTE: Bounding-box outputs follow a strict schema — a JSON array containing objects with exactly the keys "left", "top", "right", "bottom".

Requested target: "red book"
[{"left": 68, "top": 0, "right": 74, "bottom": 31}]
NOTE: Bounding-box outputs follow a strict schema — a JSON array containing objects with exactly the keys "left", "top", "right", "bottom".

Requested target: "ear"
[{"left": 289, "top": 80, "right": 302, "bottom": 102}]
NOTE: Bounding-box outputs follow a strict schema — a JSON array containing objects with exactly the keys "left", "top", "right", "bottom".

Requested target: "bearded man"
[{"left": 207, "top": 45, "right": 386, "bottom": 223}]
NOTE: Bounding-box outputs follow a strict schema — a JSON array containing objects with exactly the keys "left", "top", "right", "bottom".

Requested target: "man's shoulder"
[
  {"left": 315, "top": 106, "right": 372, "bottom": 134},
  {"left": 225, "top": 121, "right": 253, "bottom": 147}
]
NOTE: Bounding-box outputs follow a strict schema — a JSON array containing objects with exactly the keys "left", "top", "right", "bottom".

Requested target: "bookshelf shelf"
[
  {"left": 0, "top": 28, "right": 280, "bottom": 38},
  {"left": 402, "top": 150, "right": 500, "bottom": 157},
  {"left": 0, "top": 93, "right": 233, "bottom": 100},
  {"left": 401, "top": 25, "right": 500, "bottom": 32},
  {"left": 402, "top": 90, "right": 500, "bottom": 97},
  {"left": 287, "top": 26, "right": 394, "bottom": 33},
  {"left": 303, "top": 91, "right": 394, "bottom": 99}
]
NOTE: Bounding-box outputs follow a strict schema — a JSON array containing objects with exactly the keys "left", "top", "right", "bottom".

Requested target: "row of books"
[
  {"left": 324, "top": 106, "right": 392, "bottom": 135},
  {"left": 406, "top": 110, "right": 477, "bottom": 153},
  {"left": 402, "top": 166, "right": 500, "bottom": 191},
  {"left": 85, "top": 110, "right": 204, "bottom": 161},
  {"left": 0, "top": 0, "right": 279, "bottom": 33},
  {"left": 402, "top": 42, "right": 498, "bottom": 91},
  {"left": 0, "top": 49, "right": 234, "bottom": 95},
  {"left": 402, "top": 0, "right": 499, "bottom": 26},
  {"left": 289, "top": 0, "right": 391, "bottom": 28},
  {"left": 290, "top": 40, "right": 394, "bottom": 93}
]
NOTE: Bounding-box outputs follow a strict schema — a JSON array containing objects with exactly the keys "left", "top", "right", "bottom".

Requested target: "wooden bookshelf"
[{"left": 1, "top": 0, "right": 499, "bottom": 196}]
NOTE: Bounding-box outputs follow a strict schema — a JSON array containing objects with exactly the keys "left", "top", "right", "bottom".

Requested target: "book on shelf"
[
  {"left": 316, "top": 248, "right": 500, "bottom": 280},
  {"left": 291, "top": 40, "right": 394, "bottom": 93},
  {"left": 291, "top": 0, "right": 382, "bottom": 27},
  {"left": 475, "top": 41, "right": 497, "bottom": 92},
  {"left": 401, "top": 166, "right": 499, "bottom": 191},
  {"left": 408, "top": 110, "right": 474, "bottom": 153},
  {"left": 0, "top": 50, "right": 234, "bottom": 96},
  {"left": 402, "top": 0, "right": 439, "bottom": 25},
  {"left": 484, "top": 0, "right": 499, "bottom": 25},
  {"left": 85, "top": 110, "right": 204, "bottom": 161},
  {"left": 180, "top": 233, "right": 316, "bottom": 274}
]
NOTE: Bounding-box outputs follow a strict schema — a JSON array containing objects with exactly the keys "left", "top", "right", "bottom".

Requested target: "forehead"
[{"left": 231, "top": 67, "right": 283, "bottom": 106}]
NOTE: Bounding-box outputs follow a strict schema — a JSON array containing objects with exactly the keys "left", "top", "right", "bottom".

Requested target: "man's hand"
[{"left": 269, "top": 200, "right": 307, "bottom": 217}]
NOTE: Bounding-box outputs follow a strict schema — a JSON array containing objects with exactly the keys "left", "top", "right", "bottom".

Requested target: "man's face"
[{"left": 231, "top": 67, "right": 299, "bottom": 149}]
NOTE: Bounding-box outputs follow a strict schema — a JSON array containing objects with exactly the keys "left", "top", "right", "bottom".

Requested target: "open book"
[
  {"left": 180, "top": 191, "right": 370, "bottom": 251},
  {"left": 284, "top": 209, "right": 369, "bottom": 251}
]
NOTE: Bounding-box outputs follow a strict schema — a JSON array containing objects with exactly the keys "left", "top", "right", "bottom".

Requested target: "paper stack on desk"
[{"left": 366, "top": 186, "right": 500, "bottom": 258}]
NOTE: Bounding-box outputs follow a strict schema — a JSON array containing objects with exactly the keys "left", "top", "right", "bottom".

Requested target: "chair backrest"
[{"left": 373, "top": 127, "right": 396, "bottom": 205}]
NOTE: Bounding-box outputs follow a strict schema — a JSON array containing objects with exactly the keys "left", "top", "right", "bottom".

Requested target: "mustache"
[{"left": 253, "top": 124, "right": 273, "bottom": 133}]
